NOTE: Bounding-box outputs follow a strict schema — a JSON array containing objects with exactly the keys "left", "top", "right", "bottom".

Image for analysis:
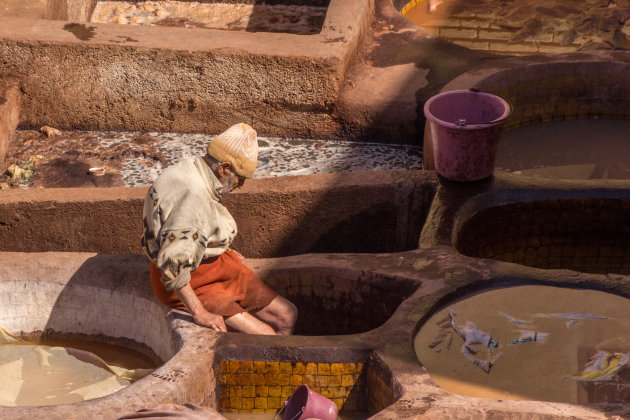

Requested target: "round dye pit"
[
  {"left": 263, "top": 268, "right": 419, "bottom": 335},
  {"left": 423, "top": 56, "right": 630, "bottom": 172},
  {"left": 456, "top": 198, "right": 630, "bottom": 275},
  {"left": 0, "top": 338, "right": 157, "bottom": 406},
  {"left": 415, "top": 285, "right": 630, "bottom": 404},
  {"left": 0, "top": 253, "right": 222, "bottom": 418}
]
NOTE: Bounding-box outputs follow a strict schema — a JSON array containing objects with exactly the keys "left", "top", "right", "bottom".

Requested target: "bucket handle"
[
  {"left": 454, "top": 89, "right": 513, "bottom": 127},
  {"left": 274, "top": 402, "right": 305, "bottom": 420}
]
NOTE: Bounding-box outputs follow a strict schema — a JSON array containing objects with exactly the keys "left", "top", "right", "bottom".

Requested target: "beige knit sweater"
[{"left": 141, "top": 157, "right": 238, "bottom": 290}]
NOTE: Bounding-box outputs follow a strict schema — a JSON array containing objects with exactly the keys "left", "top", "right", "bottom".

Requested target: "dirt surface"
[
  {"left": 91, "top": 1, "right": 327, "bottom": 34},
  {"left": 0, "top": 130, "right": 168, "bottom": 189},
  {"left": 0, "top": 128, "right": 422, "bottom": 189},
  {"left": 0, "top": 0, "right": 48, "bottom": 20}
]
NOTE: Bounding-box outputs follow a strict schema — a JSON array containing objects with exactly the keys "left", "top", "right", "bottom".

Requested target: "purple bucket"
[
  {"left": 424, "top": 90, "right": 511, "bottom": 182},
  {"left": 283, "top": 384, "right": 338, "bottom": 420}
]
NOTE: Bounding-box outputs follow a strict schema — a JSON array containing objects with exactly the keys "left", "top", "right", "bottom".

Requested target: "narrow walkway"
[{"left": 1, "top": 130, "right": 422, "bottom": 188}]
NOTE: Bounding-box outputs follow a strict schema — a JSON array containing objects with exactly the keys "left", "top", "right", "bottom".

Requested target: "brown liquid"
[
  {"left": 497, "top": 118, "right": 630, "bottom": 179},
  {"left": 415, "top": 285, "right": 630, "bottom": 404},
  {"left": 38, "top": 339, "right": 159, "bottom": 370}
]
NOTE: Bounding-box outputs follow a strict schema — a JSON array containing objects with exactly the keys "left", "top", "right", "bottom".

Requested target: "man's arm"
[{"left": 174, "top": 283, "right": 227, "bottom": 332}]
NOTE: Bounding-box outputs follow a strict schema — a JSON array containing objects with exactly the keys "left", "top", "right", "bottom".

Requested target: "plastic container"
[
  {"left": 283, "top": 384, "right": 338, "bottom": 420},
  {"left": 424, "top": 90, "right": 512, "bottom": 182}
]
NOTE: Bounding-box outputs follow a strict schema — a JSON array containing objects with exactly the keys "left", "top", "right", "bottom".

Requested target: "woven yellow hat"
[{"left": 206, "top": 123, "right": 258, "bottom": 178}]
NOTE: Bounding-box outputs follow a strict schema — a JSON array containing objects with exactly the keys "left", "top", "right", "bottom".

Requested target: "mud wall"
[
  {"left": 0, "top": 39, "right": 341, "bottom": 138},
  {"left": 0, "top": 0, "right": 371, "bottom": 140},
  {"left": 0, "top": 170, "right": 437, "bottom": 257}
]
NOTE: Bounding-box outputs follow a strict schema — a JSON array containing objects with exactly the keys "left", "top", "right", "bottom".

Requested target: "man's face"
[{"left": 218, "top": 163, "right": 246, "bottom": 193}]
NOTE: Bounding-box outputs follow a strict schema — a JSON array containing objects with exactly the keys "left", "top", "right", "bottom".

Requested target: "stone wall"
[{"left": 0, "top": 171, "right": 437, "bottom": 257}]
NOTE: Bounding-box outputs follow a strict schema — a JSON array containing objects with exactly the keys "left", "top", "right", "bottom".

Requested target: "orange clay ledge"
[
  {"left": 0, "top": 170, "right": 437, "bottom": 257},
  {"left": 0, "top": 0, "right": 370, "bottom": 139}
]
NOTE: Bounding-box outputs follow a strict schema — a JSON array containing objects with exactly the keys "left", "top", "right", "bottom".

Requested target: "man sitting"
[{"left": 141, "top": 123, "right": 297, "bottom": 335}]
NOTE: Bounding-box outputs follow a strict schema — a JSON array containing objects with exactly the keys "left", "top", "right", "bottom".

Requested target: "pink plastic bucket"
[
  {"left": 424, "top": 90, "right": 512, "bottom": 182},
  {"left": 283, "top": 384, "right": 338, "bottom": 420}
]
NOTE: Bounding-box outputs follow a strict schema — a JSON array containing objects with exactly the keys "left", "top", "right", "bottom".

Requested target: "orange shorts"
[{"left": 150, "top": 250, "right": 277, "bottom": 317}]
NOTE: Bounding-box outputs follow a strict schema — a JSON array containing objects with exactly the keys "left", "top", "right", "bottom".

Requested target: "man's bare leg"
[
  {"left": 253, "top": 296, "right": 298, "bottom": 335},
  {"left": 224, "top": 312, "right": 276, "bottom": 335}
]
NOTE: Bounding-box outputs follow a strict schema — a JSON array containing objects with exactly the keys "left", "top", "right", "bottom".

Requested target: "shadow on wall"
[
  {"left": 38, "top": 254, "right": 171, "bottom": 365},
  {"left": 246, "top": 0, "right": 331, "bottom": 35},
  {"left": 227, "top": 170, "right": 437, "bottom": 257},
  {"left": 335, "top": 0, "right": 491, "bottom": 144},
  {"left": 0, "top": 171, "right": 436, "bottom": 257}
]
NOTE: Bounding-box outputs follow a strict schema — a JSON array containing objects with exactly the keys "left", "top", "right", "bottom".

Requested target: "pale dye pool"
[
  {"left": 414, "top": 285, "right": 630, "bottom": 404},
  {"left": 0, "top": 339, "right": 158, "bottom": 407}
]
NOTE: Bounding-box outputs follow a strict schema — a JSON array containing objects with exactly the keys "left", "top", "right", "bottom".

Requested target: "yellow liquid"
[{"left": 0, "top": 340, "right": 158, "bottom": 406}]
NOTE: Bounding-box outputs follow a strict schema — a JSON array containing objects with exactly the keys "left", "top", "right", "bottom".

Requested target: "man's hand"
[
  {"left": 174, "top": 282, "right": 227, "bottom": 332},
  {"left": 193, "top": 309, "right": 227, "bottom": 332}
]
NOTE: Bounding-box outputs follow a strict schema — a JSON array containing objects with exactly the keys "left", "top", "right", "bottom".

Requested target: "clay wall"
[
  {"left": 0, "top": 0, "right": 371, "bottom": 140},
  {"left": 0, "top": 170, "right": 437, "bottom": 258}
]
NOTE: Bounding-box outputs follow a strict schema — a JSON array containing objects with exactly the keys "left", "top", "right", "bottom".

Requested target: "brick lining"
[
  {"left": 456, "top": 199, "right": 630, "bottom": 274},
  {"left": 216, "top": 359, "right": 393, "bottom": 414},
  {"left": 417, "top": 14, "right": 579, "bottom": 56},
  {"left": 264, "top": 272, "right": 418, "bottom": 335}
]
